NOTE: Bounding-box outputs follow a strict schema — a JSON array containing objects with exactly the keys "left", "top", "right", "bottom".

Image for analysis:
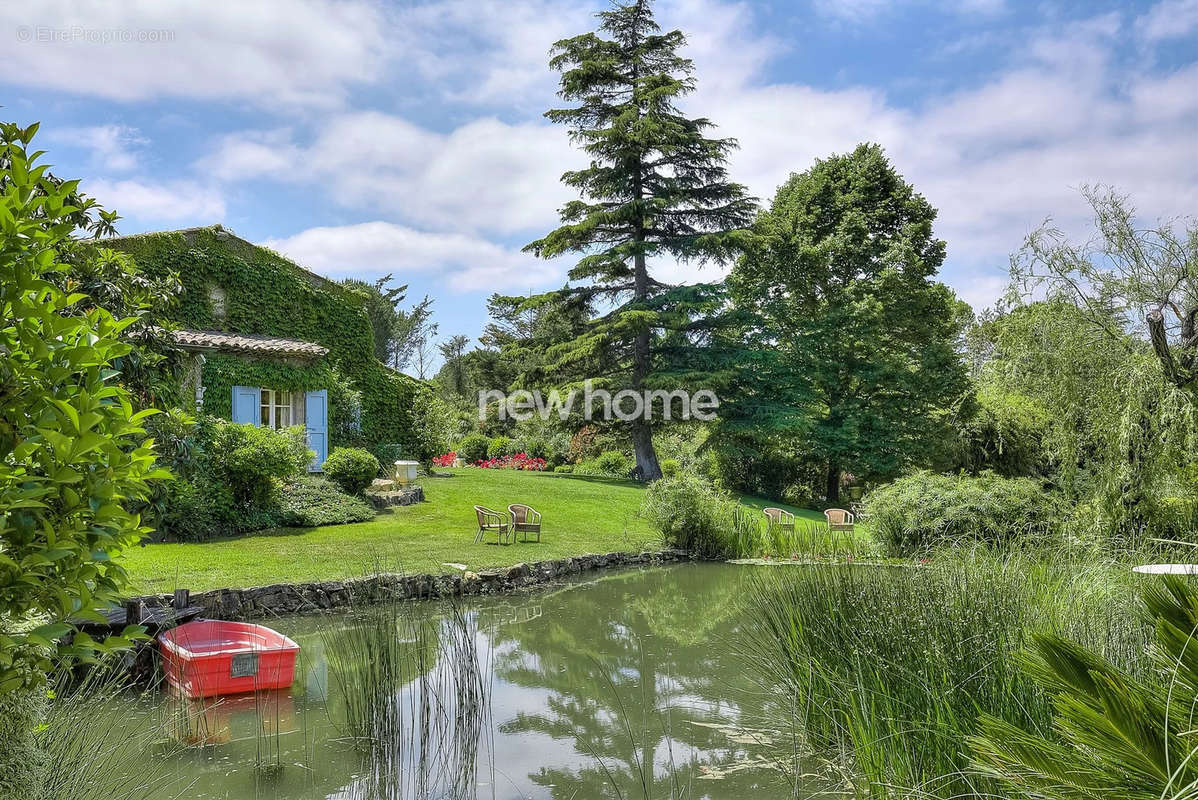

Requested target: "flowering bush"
[
  {"left": 474, "top": 452, "right": 548, "bottom": 471},
  {"left": 432, "top": 451, "right": 457, "bottom": 467}
]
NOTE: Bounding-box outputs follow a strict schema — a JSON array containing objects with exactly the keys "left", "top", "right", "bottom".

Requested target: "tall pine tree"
[{"left": 522, "top": 0, "right": 756, "bottom": 479}]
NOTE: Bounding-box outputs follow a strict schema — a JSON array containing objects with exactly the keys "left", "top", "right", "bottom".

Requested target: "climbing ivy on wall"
[
  {"left": 106, "top": 226, "right": 447, "bottom": 461},
  {"left": 199, "top": 354, "right": 335, "bottom": 418}
]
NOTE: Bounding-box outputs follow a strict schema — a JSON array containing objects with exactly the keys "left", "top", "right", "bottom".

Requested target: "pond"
[{"left": 91, "top": 563, "right": 836, "bottom": 800}]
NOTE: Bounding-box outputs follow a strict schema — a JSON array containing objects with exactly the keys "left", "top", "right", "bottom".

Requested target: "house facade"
[
  {"left": 105, "top": 225, "right": 430, "bottom": 470},
  {"left": 172, "top": 329, "right": 332, "bottom": 469}
]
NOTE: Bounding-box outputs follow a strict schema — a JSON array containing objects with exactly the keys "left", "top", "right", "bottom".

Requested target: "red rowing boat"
[{"left": 159, "top": 620, "right": 300, "bottom": 699}]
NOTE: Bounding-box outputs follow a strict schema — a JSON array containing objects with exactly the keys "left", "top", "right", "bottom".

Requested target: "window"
[{"left": 259, "top": 389, "right": 296, "bottom": 429}]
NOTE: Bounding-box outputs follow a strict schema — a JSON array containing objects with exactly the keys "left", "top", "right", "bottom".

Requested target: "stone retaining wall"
[{"left": 135, "top": 549, "right": 697, "bottom": 620}]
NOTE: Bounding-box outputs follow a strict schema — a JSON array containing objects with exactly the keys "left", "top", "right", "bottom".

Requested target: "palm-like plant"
[{"left": 971, "top": 575, "right": 1198, "bottom": 799}]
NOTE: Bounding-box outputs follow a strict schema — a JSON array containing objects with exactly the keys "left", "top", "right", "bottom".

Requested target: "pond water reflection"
[{"left": 103, "top": 563, "right": 833, "bottom": 799}]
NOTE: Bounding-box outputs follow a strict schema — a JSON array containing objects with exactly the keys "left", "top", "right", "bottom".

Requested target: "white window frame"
[{"left": 259, "top": 389, "right": 295, "bottom": 429}]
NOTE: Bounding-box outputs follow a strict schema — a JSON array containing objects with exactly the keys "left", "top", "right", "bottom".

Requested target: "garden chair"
[
  {"left": 474, "top": 505, "right": 513, "bottom": 545},
  {"left": 825, "top": 508, "right": 855, "bottom": 534},
  {"left": 762, "top": 507, "right": 795, "bottom": 534},
  {"left": 508, "top": 504, "right": 543, "bottom": 543}
]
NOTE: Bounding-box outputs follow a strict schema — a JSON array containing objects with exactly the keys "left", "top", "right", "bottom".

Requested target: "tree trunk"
[
  {"left": 826, "top": 461, "right": 840, "bottom": 504},
  {"left": 631, "top": 419, "right": 662, "bottom": 481}
]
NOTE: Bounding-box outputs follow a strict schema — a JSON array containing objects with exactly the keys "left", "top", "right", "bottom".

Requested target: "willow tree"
[
  {"left": 521, "top": 0, "right": 756, "bottom": 480},
  {"left": 1012, "top": 186, "right": 1198, "bottom": 391}
]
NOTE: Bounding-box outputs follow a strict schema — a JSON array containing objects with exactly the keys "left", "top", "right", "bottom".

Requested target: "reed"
[
  {"left": 321, "top": 598, "right": 492, "bottom": 799},
  {"left": 738, "top": 548, "right": 1150, "bottom": 798},
  {"left": 38, "top": 661, "right": 182, "bottom": 800}
]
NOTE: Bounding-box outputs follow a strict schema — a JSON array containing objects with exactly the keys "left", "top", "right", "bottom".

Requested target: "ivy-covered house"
[{"left": 104, "top": 225, "right": 433, "bottom": 469}]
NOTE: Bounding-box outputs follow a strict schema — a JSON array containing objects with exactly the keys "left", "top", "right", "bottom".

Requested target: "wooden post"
[
  {"left": 173, "top": 589, "right": 190, "bottom": 610},
  {"left": 124, "top": 599, "right": 142, "bottom": 626}
]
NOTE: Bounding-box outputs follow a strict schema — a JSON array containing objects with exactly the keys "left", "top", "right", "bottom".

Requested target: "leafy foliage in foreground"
[
  {"left": 972, "top": 574, "right": 1198, "bottom": 799},
  {"left": 0, "top": 122, "right": 168, "bottom": 692}
]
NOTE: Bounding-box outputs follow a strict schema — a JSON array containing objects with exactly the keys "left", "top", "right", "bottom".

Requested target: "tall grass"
[
  {"left": 322, "top": 599, "right": 492, "bottom": 799},
  {"left": 728, "top": 511, "right": 869, "bottom": 561},
  {"left": 38, "top": 662, "right": 183, "bottom": 800},
  {"left": 738, "top": 548, "right": 1150, "bottom": 798}
]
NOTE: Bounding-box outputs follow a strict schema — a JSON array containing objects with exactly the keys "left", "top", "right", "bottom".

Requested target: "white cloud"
[
  {"left": 263, "top": 221, "right": 561, "bottom": 292},
  {"left": 88, "top": 178, "right": 225, "bottom": 223},
  {"left": 49, "top": 124, "right": 145, "bottom": 171},
  {"left": 813, "top": 0, "right": 1006, "bottom": 23},
  {"left": 1, "top": 0, "right": 387, "bottom": 106},
  {"left": 1137, "top": 0, "right": 1198, "bottom": 42},
  {"left": 204, "top": 113, "right": 576, "bottom": 235},
  {"left": 197, "top": 129, "right": 302, "bottom": 181},
  {"left": 196, "top": 0, "right": 1196, "bottom": 315}
]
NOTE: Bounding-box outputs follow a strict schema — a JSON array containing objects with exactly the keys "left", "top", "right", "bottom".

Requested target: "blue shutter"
[
  {"left": 232, "top": 386, "right": 259, "bottom": 425},
  {"left": 305, "top": 389, "right": 328, "bottom": 472}
]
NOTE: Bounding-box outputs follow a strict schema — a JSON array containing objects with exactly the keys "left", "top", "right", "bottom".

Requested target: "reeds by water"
[
  {"left": 737, "top": 548, "right": 1151, "bottom": 798},
  {"left": 322, "top": 599, "right": 493, "bottom": 800}
]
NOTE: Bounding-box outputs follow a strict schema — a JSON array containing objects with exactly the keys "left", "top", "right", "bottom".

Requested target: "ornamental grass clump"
[{"left": 971, "top": 574, "right": 1198, "bottom": 799}]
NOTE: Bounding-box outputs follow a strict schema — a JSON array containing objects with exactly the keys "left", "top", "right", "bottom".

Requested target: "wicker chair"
[
  {"left": 762, "top": 507, "right": 795, "bottom": 534},
  {"left": 824, "top": 508, "right": 855, "bottom": 534},
  {"left": 474, "top": 505, "right": 512, "bottom": 545},
  {"left": 508, "top": 504, "right": 542, "bottom": 543}
]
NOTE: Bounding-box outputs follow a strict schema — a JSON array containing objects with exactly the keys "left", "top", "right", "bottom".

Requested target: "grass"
[
  {"left": 738, "top": 546, "right": 1150, "bottom": 798},
  {"left": 119, "top": 467, "right": 823, "bottom": 593}
]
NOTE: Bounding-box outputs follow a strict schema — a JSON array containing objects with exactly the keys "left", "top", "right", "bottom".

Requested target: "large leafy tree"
[
  {"left": 0, "top": 122, "right": 167, "bottom": 693},
  {"left": 521, "top": 0, "right": 756, "bottom": 480},
  {"left": 728, "top": 143, "right": 969, "bottom": 502}
]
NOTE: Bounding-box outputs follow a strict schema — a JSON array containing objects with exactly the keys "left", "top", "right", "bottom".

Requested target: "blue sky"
[{"left": 3, "top": 0, "right": 1196, "bottom": 372}]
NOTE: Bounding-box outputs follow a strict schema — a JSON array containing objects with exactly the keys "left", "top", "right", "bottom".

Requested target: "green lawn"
[{"left": 122, "top": 468, "right": 823, "bottom": 593}]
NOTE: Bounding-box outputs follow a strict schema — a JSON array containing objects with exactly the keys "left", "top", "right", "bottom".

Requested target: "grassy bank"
[{"left": 120, "top": 467, "right": 823, "bottom": 593}]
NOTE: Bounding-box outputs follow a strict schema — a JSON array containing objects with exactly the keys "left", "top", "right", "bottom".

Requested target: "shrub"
[
  {"left": 456, "top": 433, "right": 490, "bottom": 463},
  {"left": 206, "top": 420, "right": 312, "bottom": 507},
  {"left": 487, "top": 436, "right": 513, "bottom": 459},
  {"left": 277, "top": 476, "right": 375, "bottom": 527},
  {"left": 781, "top": 482, "right": 815, "bottom": 509},
  {"left": 0, "top": 123, "right": 168, "bottom": 691},
  {"left": 518, "top": 437, "right": 550, "bottom": 460},
  {"left": 323, "top": 447, "right": 381, "bottom": 496},
  {"left": 641, "top": 473, "right": 734, "bottom": 556},
  {"left": 555, "top": 465, "right": 574, "bottom": 474},
  {"left": 659, "top": 458, "right": 680, "bottom": 477},
  {"left": 865, "top": 470, "right": 1063, "bottom": 555},
  {"left": 577, "top": 449, "right": 634, "bottom": 477}
]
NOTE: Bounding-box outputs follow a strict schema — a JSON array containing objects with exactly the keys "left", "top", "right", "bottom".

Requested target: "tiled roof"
[{"left": 172, "top": 329, "right": 329, "bottom": 358}]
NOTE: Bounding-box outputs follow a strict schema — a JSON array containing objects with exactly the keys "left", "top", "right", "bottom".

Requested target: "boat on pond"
[{"left": 159, "top": 620, "right": 300, "bottom": 699}]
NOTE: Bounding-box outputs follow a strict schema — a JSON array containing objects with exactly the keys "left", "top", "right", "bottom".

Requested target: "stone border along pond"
[{"left": 133, "top": 549, "right": 700, "bottom": 621}]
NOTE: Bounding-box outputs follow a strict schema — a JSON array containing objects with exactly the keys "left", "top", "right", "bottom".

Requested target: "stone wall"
[
  {"left": 366, "top": 484, "right": 424, "bottom": 509},
  {"left": 135, "top": 549, "right": 697, "bottom": 620}
]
